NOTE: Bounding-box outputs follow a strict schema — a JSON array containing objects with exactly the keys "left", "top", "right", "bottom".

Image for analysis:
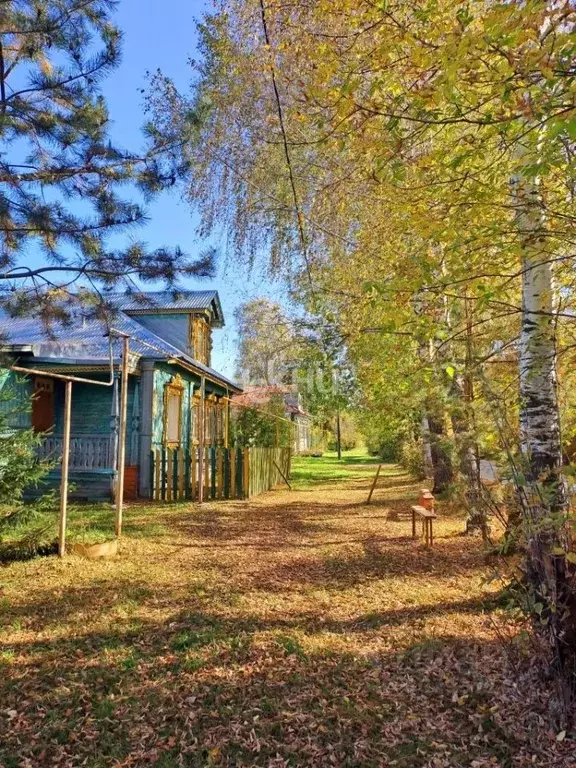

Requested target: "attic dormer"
[
  {"left": 111, "top": 290, "right": 224, "bottom": 367},
  {"left": 189, "top": 313, "right": 213, "bottom": 366}
]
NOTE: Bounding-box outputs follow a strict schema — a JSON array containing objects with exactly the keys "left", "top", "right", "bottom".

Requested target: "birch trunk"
[
  {"left": 515, "top": 158, "right": 568, "bottom": 553},
  {"left": 513, "top": 145, "right": 572, "bottom": 684}
]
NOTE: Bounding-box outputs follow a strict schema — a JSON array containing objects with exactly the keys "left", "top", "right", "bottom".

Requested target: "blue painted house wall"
[{"left": 0, "top": 290, "right": 241, "bottom": 501}]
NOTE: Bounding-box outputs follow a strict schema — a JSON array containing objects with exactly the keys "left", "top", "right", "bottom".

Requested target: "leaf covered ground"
[{"left": 0, "top": 452, "right": 573, "bottom": 767}]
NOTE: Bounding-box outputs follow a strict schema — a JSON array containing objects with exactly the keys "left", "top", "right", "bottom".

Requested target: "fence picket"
[{"left": 149, "top": 446, "right": 292, "bottom": 503}]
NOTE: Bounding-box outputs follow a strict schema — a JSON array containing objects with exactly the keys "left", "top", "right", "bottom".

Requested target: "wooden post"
[
  {"left": 243, "top": 447, "right": 250, "bottom": 499},
  {"left": 115, "top": 334, "right": 129, "bottom": 538},
  {"left": 273, "top": 459, "right": 292, "bottom": 490},
  {"left": 198, "top": 376, "right": 206, "bottom": 503},
  {"left": 366, "top": 464, "right": 382, "bottom": 505},
  {"left": 58, "top": 380, "right": 73, "bottom": 557}
]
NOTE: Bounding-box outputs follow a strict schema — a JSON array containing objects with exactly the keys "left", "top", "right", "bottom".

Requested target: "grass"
[{"left": 0, "top": 450, "right": 572, "bottom": 767}]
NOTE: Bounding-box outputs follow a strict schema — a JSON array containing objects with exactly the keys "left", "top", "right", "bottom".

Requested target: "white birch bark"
[{"left": 513, "top": 143, "right": 568, "bottom": 555}]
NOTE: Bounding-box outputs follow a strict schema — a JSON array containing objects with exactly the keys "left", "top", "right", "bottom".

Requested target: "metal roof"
[
  {"left": 0, "top": 309, "right": 240, "bottom": 391},
  {"left": 104, "top": 290, "right": 225, "bottom": 327}
]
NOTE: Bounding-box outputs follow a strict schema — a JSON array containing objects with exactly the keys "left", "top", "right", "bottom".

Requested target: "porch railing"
[{"left": 38, "top": 435, "right": 112, "bottom": 471}]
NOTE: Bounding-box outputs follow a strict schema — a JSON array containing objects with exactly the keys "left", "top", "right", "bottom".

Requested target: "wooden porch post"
[
  {"left": 198, "top": 375, "right": 206, "bottom": 504},
  {"left": 115, "top": 334, "right": 130, "bottom": 537},
  {"left": 58, "top": 379, "right": 73, "bottom": 557}
]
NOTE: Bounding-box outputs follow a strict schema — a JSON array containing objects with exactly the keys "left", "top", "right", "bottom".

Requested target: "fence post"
[
  {"left": 161, "top": 447, "right": 167, "bottom": 501},
  {"left": 172, "top": 448, "right": 179, "bottom": 500},
  {"left": 210, "top": 447, "right": 216, "bottom": 499},
  {"left": 243, "top": 447, "right": 250, "bottom": 499},
  {"left": 184, "top": 448, "right": 191, "bottom": 500}
]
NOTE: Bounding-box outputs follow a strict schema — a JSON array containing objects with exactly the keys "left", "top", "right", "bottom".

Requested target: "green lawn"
[{"left": 291, "top": 448, "right": 385, "bottom": 489}]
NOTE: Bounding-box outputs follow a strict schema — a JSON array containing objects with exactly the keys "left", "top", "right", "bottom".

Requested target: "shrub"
[{"left": 399, "top": 436, "right": 427, "bottom": 479}]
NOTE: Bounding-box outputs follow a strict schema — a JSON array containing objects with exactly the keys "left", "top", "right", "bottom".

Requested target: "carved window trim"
[{"left": 163, "top": 374, "right": 185, "bottom": 447}]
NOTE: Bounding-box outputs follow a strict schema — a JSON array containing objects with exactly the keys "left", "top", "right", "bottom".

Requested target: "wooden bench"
[{"left": 411, "top": 505, "right": 437, "bottom": 548}]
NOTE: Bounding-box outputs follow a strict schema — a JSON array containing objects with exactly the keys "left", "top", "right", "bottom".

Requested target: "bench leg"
[
  {"left": 412, "top": 509, "right": 416, "bottom": 538},
  {"left": 430, "top": 520, "right": 433, "bottom": 548}
]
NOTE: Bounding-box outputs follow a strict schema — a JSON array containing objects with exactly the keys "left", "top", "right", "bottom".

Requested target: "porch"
[{"left": 35, "top": 433, "right": 139, "bottom": 501}]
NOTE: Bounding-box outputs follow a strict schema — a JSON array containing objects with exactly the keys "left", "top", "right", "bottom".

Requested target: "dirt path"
[{"left": 0, "top": 459, "right": 572, "bottom": 767}]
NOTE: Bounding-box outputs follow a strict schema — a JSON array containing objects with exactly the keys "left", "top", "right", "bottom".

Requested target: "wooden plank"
[
  {"left": 166, "top": 450, "right": 173, "bottom": 502},
  {"left": 217, "top": 447, "right": 224, "bottom": 499},
  {"left": 181, "top": 449, "right": 185, "bottom": 501},
  {"left": 204, "top": 446, "right": 210, "bottom": 500},
  {"left": 161, "top": 448, "right": 167, "bottom": 501},
  {"left": 192, "top": 448, "right": 196, "bottom": 501},
  {"left": 243, "top": 447, "right": 250, "bottom": 499},
  {"left": 210, "top": 447, "right": 217, "bottom": 500},
  {"left": 154, "top": 449, "right": 160, "bottom": 501},
  {"left": 173, "top": 448, "right": 181, "bottom": 501},
  {"left": 184, "top": 449, "right": 190, "bottom": 500},
  {"left": 230, "top": 448, "right": 237, "bottom": 498}
]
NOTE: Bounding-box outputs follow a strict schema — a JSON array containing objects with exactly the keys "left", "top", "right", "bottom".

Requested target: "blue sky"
[{"left": 100, "top": 0, "right": 283, "bottom": 377}]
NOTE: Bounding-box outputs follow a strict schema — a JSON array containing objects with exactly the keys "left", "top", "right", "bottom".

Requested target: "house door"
[{"left": 32, "top": 377, "right": 55, "bottom": 433}]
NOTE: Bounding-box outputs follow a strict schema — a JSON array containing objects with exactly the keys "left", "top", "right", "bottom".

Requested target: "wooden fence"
[{"left": 150, "top": 446, "right": 291, "bottom": 502}]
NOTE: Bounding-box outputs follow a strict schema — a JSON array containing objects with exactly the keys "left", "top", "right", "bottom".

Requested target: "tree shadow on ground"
[{"left": 1, "top": 596, "right": 570, "bottom": 768}]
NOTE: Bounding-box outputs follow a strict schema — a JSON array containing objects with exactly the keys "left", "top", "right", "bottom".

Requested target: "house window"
[
  {"left": 205, "top": 397, "right": 216, "bottom": 444},
  {"left": 163, "top": 376, "right": 184, "bottom": 447},
  {"left": 31, "top": 377, "right": 54, "bottom": 433},
  {"left": 191, "top": 393, "right": 200, "bottom": 444},
  {"left": 216, "top": 400, "right": 224, "bottom": 444}
]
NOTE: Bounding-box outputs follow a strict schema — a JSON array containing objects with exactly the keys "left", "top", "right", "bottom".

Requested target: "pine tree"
[{"left": 0, "top": 0, "right": 213, "bottom": 320}]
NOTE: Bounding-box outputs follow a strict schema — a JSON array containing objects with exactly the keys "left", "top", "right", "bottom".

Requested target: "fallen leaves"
[{"left": 0, "top": 456, "right": 573, "bottom": 766}]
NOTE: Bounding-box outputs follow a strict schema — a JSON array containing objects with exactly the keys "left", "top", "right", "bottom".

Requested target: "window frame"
[{"left": 163, "top": 375, "right": 185, "bottom": 448}]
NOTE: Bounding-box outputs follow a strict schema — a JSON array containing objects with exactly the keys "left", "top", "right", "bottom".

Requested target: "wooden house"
[{"left": 0, "top": 291, "right": 242, "bottom": 500}]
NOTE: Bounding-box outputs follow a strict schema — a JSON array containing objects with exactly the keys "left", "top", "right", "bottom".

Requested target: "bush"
[{"left": 399, "top": 436, "right": 427, "bottom": 479}]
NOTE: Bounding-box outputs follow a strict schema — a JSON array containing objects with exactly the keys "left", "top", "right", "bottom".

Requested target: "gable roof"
[
  {"left": 0, "top": 295, "right": 239, "bottom": 391},
  {"left": 105, "top": 290, "right": 225, "bottom": 327}
]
